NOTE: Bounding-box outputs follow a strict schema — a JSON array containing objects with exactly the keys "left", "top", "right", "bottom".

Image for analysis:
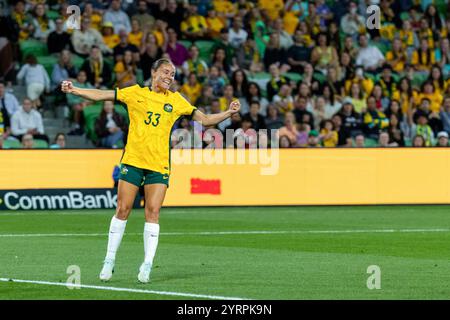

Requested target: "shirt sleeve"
[
  {"left": 115, "top": 84, "right": 139, "bottom": 105},
  {"left": 175, "top": 92, "right": 197, "bottom": 117}
]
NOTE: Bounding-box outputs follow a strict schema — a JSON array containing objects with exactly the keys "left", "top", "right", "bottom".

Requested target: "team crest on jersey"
[
  {"left": 163, "top": 104, "right": 173, "bottom": 113},
  {"left": 121, "top": 165, "right": 128, "bottom": 175}
]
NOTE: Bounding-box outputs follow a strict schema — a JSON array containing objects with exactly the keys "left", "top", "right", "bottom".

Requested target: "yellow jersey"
[{"left": 115, "top": 85, "right": 197, "bottom": 175}]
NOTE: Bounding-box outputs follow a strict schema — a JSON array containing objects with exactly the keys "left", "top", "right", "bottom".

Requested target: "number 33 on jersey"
[{"left": 114, "top": 84, "right": 197, "bottom": 175}]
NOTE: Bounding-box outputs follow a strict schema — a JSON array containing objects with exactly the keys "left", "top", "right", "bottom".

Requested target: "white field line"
[
  {"left": 0, "top": 278, "right": 248, "bottom": 300},
  {"left": 0, "top": 228, "right": 449, "bottom": 238}
]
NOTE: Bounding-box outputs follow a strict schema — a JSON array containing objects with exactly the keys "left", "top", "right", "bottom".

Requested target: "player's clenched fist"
[
  {"left": 61, "top": 80, "right": 74, "bottom": 94},
  {"left": 229, "top": 100, "right": 241, "bottom": 114}
]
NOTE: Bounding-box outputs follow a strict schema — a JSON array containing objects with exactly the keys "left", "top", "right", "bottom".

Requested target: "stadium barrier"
[{"left": 0, "top": 149, "right": 449, "bottom": 209}]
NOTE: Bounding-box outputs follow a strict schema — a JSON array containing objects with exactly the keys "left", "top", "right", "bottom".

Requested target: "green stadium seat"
[
  {"left": 400, "top": 12, "right": 410, "bottom": 21},
  {"left": 194, "top": 40, "right": 215, "bottom": 63},
  {"left": 72, "top": 54, "right": 85, "bottom": 70},
  {"left": 282, "top": 72, "right": 302, "bottom": 83},
  {"left": 47, "top": 10, "right": 60, "bottom": 21},
  {"left": 37, "top": 55, "right": 58, "bottom": 76},
  {"left": 179, "top": 40, "right": 192, "bottom": 49},
  {"left": 3, "top": 139, "right": 22, "bottom": 149},
  {"left": 83, "top": 103, "right": 128, "bottom": 142},
  {"left": 364, "top": 138, "right": 378, "bottom": 147},
  {"left": 33, "top": 139, "right": 49, "bottom": 149},
  {"left": 20, "top": 39, "right": 48, "bottom": 60},
  {"left": 412, "top": 72, "right": 428, "bottom": 88},
  {"left": 404, "top": 138, "right": 412, "bottom": 147},
  {"left": 136, "top": 68, "right": 145, "bottom": 85}
]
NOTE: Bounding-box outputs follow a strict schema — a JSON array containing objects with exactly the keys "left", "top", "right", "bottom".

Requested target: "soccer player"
[{"left": 61, "top": 58, "right": 240, "bottom": 283}]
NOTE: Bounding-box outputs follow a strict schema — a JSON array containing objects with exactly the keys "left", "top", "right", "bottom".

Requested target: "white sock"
[
  {"left": 143, "top": 223, "right": 160, "bottom": 264},
  {"left": 105, "top": 216, "right": 127, "bottom": 260}
]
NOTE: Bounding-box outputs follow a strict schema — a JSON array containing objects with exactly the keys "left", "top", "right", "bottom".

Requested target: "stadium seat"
[
  {"left": 179, "top": 40, "right": 192, "bottom": 49},
  {"left": 364, "top": 138, "right": 378, "bottom": 147},
  {"left": 72, "top": 54, "right": 85, "bottom": 70},
  {"left": 33, "top": 139, "right": 49, "bottom": 148},
  {"left": 194, "top": 40, "right": 215, "bottom": 63},
  {"left": 282, "top": 72, "right": 302, "bottom": 83},
  {"left": 248, "top": 72, "right": 271, "bottom": 97},
  {"left": 3, "top": 139, "right": 22, "bottom": 149},
  {"left": 136, "top": 68, "right": 145, "bottom": 85},
  {"left": 19, "top": 39, "right": 48, "bottom": 60},
  {"left": 36, "top": 55, "right": 58, "bottom": 76},
  {"left": 47, "top": 10, "right": 60, "bottom": 21}
]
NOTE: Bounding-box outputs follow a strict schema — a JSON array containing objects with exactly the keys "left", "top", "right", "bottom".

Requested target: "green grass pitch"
[{"left": 1, "top": 206, "right": 450, "bottom": 300}]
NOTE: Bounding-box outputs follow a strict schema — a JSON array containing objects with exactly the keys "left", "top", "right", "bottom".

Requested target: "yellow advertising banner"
[{"left": 1, "top": 149, "right": 449, "bottom": 205}]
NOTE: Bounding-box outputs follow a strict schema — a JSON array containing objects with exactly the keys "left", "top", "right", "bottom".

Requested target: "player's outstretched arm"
[
  {"left": 61, "top": 80, "right": 115, "bottom": 101},
  {"left": 192, "top": 100, "right": 241, "bottom": 126}
]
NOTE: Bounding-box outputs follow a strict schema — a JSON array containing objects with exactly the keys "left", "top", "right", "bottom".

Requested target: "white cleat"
[
  {"left": 99, "top": 259, "right": 115, "bottom": 282},
  {"left": 137, "top": 262, "right": 152, "bottom": 283}
]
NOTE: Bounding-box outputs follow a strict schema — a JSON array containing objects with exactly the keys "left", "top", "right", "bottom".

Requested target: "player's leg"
[
  {"left": 100, "top": 167, "right": 141, "bottom": 281},
  {"left": 138, "top": 181, "right": 167, "bottom": 283}
]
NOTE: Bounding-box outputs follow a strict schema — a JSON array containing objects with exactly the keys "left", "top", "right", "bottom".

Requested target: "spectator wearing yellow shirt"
[
  {"left": 346, "top": 82, "right": 367, "bottom": 114},
  {"left": 206, "top": 9, "right": 226, "bottom": 38},
  {"left": 219, "top": 85, "right": 237, "bottom": 111},
  {"left": 181, "top": 4, "right": 208, "bottom": 40},
  {"left": 398, "top": 20, "right": 418, "bottom": 58},
  {"left": 83, "top": 3, "right": 102, "bottom": 31},
  {"left": 12, "top": 1, "right": 33, "bottom": 40},
  {"left": 127, "top": 19, "right": 143, "bottom": 48},
  {"left": 180, "top": 73, "right": 202, "bottom": 105},
  {"left": 102, "top": 22, "right": 120, "bottom": 50},
  {"left": 258, "top": 0, "right": 284, "bottom": 21},
  {"left": 418, "top": 18, "right": 435, "bottom": 49},
  {"left": 428, "top": 65, "right": 449, "bottom": 95},
  {"left": 411, "top": 38, "right": 436, "bottom": 72},
  {"left": 415, "top": 81, "right": 443, "bottom": 113},
  {"left": 385, "top": 38, "right": 408, "bottom": 73},
  {"left": 319, "top": 119, "right": 338, "bottom": 147},
  {"left": 345, "top": 67, "right": 374, "bottom": 98},
  {"left": 392, "top": 77, "right": 417, "bottom": 114},
  {"left": 114, "top": 50, "right": 137, "bottom": 88},
  {"left": 213, "top": 0, "right": 237, "bottom": 19}
]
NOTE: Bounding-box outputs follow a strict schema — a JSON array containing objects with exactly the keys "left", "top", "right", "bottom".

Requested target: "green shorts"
[{"left": 118, "top": 163, "right": 169, "bottom": 187}]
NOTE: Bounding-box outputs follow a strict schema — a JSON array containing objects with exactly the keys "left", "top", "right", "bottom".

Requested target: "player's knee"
[
  {"left": 145, "top": 205, "right": 160, "bottom": 219},
  {"left": 116, "top": 201, "right": 132, "bottom": 219}
]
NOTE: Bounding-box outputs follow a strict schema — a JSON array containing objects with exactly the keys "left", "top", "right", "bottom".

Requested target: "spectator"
[
  {"left": 21, "top": 133, "right": 34, "bottom": 149},
  {"left": 205, "top": 8, "right": 226, "bottom": 38},
  {"left": 263, "top": 33, "right": 288, "bottom": 72},
  {"left": 180, "top": 73, "right": 202, "bottom": 105},
  {"left": 436, "top": 131, "right": 449, "bottom": 147},
  {"left": 114, "top": 50, "right": 137, "bottom": 88},
  {"left": 72, "top": 18, "right": 111, "bottom": 57},
  {"left": 212, "top": 28, "right": 235, "bottom": 66},
  {"left": 437, "top": 38, "right": 450, "bottom": 77},
  {"left": 16, "top": 54, "right": 50, "bottom": 109},
  {"left": 158, "top": 0, "right": 185, "bottom": 35},
  {"left": 235, "top": 37, "right": 264, "bottom": 73},
  {"left": 164, "top": 28, "right": 190, "bottom": 70},
  {"left": 244, "top": 82, "right": 269, "bottom": 116},
  {"left": 81, "top": 46, "right": 112, "bottom": 89},
  {"left": 140, "top": 34, "right": 163, "bottom": 81},
  {"left": 331, "top": 113, "right": 351, "bottom": 147},
  {"left": 219, "top": 85, "right": 237, "bottom": 112},
  {"left": 182, "top": 45, "right": 209, "bottom": 80},
  {"left": 132, "top": 0, "right": 156, "bottom": 32},
  {"left": 428, "top": 64, "right": 449, "bottom": 95},
  {"left": 50, "top": 133, "right": 66, "bottom": 149},
  {"left": 12, "top": 1, "right": 33, "bottom": 41},
  {"left": 67, "top": 70, "right": 94, "bottom": 135},
  {"left": 311, "top": 32, "right": 339, "bottom": 74},
  {"left": 104, "top": 0, "right": 132, "bottom": 34},
  {"left": 51, "top": 50, "right": 77, "bottom": 92},
  {"left": 340, "top": 2, "right": 365, "bottom": 37},
  {"left": 411, "top": 37, "right": 436, "bottom": 73},
  {"left": 204, "top": 66, "right": 226, "bottom": 97},
  {"left": 378, "top": 131, "right": 397, "bottom": 147},
  {"left": 287, "top": 29, "right": 312, "bottom": 73},
  {"left": 271, "top": 18, "right": 294, "bottom": 50},
  {"left": 377, "top": 64, "right": 397, "bottom": 99},
  {"left": 273, "top": 84, "right": 294, "bottom": 115},
  {"left": 242, "top": 101, "right": 266, "bottom": 131},
  {"left": 211, "top": 47, "right": 231, "bottom": 77},
  {"left": 412, "top": 134, "right": 427, "bottom": 147},
  {"left": 354, "top": 133, "right": 365, "bottom": 147},
  {"left": 338, "top": 100, "right": 363, "bottom": 138},
  {"left": 181, "top": 4, "right": 208, "bottom": 40},
  {"left": 322, "top": 84, "right": 342, "bottom": 119},
  {"left": 266, "top": 64, "right": 290, "bottom": 102},
  {"left": 346, "top": 82, "right": 367, "bottom": 113},
  {"left": 228, "top": 16, "right": 248, "bottom": 49},
  {"left": 128, "top": 19, "right": 144, "bottom": 48},
  {"left": 393, "top": 77, "right": 415, "bottom": 114},
  {"left": 355, "top": 34, "right": 385, "bottom": 73},
  {"left": 95, "top": 101, "right": 127, "bottom": 148},
  {"left": 0, "top": 81, "right": 20, "bottom": 118},
  {"left": 113, "top": 29, "right": 140, "bottom": 63},
  {"left": 363, "top": 96, "right": 389, "bottom": 139},
  {"left": 230, "top": 69, "right": 249, "bottom": 99},
  {"left": 307, "top": 130, "right": 321, "bottom": 147},
  {"left": 265, "top": 104, "right": 284, "bottom": 131},
  {"left": 101, "top": 22, "right": 120, "bottom": 50},
  {"left": 11, "top": 98, "right": 49, "bottom": 143},
  {"left": 197, "top": 86, "right": 215, "bottom": 110},
  {"left": 278, "top": 111, "right": 299, "bottom": 147},
  {"left": 414, "top": 113, "right": 434, "bottom": 146},
  {"left": 385, "top": 38, "right": 408, "bottom": 73},
  {"left": 31, "top": 3, "right": 55, "bottom": 41},
  {"left": 47, "top": 18, "right": 72, "bottom": 54},
  {"left": 439, "top": 96, "right": 450, "bottom": 134},
  {"left": 319, "top": 119, "right": 338, "bottom": 147}
]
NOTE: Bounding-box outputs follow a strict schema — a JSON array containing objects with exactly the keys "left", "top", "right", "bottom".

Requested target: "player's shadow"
[{"left": 151, "top": 267, "right": 211, "bottom": 283}]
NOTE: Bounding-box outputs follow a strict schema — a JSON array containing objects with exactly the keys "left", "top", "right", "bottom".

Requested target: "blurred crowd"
[{"left": 0, "top": 0, "right": 450, "bottom": 149}]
